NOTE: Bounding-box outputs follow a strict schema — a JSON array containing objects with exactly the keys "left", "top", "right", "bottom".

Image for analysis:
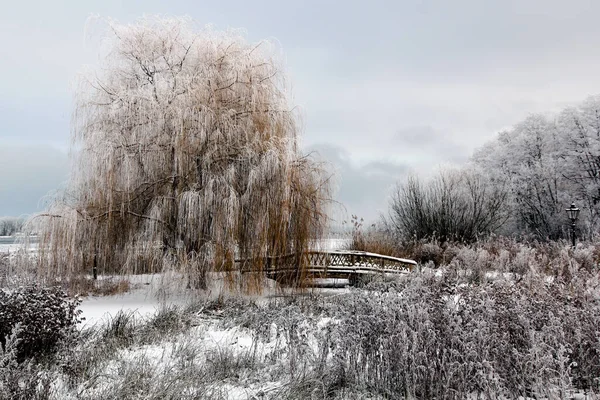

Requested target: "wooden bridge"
[{"left": 236, "top": 250, "right": 417, "bottom": 284}]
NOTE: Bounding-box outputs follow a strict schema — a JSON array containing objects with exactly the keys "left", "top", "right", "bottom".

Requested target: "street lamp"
[{"left": 566, "top": 202, "right": 580, "bottom": 248}]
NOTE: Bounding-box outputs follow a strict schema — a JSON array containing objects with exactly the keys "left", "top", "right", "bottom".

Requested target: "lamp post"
[{"left": 566, "top": 202, "right": 580, "bottom": 248}]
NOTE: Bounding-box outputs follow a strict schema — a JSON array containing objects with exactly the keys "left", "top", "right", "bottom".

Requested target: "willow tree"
[{"left": 33, "top": 17, "right": 329, "bottom": 290}]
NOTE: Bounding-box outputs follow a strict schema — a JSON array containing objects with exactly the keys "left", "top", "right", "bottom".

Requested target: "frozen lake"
[
  {"left": 0, "top": 236, "right": 349, "bottom": 254},
  {"left": 0, "top": 236, "right": 38, "bottom": 253}
]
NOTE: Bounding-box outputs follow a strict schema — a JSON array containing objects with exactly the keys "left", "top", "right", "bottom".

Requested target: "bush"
[
  {"left": 0, "top": 327, "right": 54, "bottom": 400},
  {"left": 0, "top": 285, "right": 83, "bottom": 361},
  {"left": 331, "top": 272, "right": 600, "bottom": 398},
  {"left": 0, "top": 254, "right": 8, "bottom": 287},
  {"left": 388, "top": 169, "right": 509, "bottom": 243}
]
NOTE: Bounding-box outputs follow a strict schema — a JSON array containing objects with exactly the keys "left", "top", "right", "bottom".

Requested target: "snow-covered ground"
[
  {"left": 79, "top": 275, "right": 180, "bottom": 327},
  {"left": 78, "top": 273, "right": 350, "bottom": 327},
  {"left": 54, "top": 273, "right": 347, "bottom": 399},
  {"left": 0, "top": 236, "right": 18, "bottom": 253}
]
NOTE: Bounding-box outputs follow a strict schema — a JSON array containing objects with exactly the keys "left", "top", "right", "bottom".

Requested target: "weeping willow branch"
[{"left": 30, "top": 16, "right": 330, "bottom": 292}]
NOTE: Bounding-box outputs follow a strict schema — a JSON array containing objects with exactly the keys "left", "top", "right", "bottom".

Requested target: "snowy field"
[
  {"left": 49, "top": 275, "right": 358, "bottom": 398},
  {"left": 3, "top": 240, "right": 600, "bottom": 398},
  {"left": 79, "top": 274, "right": 185, "bottom": 327},
  {"left": 1, "top": 235, "right": 352, "bottom": 327},
  {"left": 79, "top": 273, "right": 351, "bottom": 327},
  {"left": 0, "top": 236, "right": 18, "bottom": 253}
]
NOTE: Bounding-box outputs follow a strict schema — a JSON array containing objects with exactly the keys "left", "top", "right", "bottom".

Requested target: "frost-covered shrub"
[
  {"left": 0, "top": 326, "right": 54, "bottom": 400},
  {"left": 574, "top": 246, "right": 598, "bottom": 272},
  {"left": 388, "top": 170, "right": 509, "bottom": 243},
  {"left": 411, "top": 240, "right": 445, "bottom": 265},
  {"left": 330, "top": 271, "right": 600, "bottom": 398},
  {"left": 0, "top": 253, "right": 8, "bottom": 287},
  {"left": 0, "top": 285, "right": 83, "bottom": 361}
]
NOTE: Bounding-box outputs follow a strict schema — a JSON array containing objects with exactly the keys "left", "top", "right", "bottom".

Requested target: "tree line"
[
  {"left": 0, "top": 217, "right": 24, "bottom": 236},
  {"left": 388, "top": 96, "right": 600, "bottom": 243}
]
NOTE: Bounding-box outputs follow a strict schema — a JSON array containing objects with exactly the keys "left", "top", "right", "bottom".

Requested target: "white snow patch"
[{"left": 79, "top": 274, "right": 191, "bottom": 327}]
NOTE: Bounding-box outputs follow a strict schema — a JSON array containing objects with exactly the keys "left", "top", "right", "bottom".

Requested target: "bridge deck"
[{"left": 235, "top": 250, "right": 417, "bottom": 282}]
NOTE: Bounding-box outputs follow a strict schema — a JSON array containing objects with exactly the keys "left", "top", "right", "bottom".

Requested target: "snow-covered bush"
[
  {"left": 330, "top": 271, "right": 600, "bottom": 398},
  {"left": 0, "top": 326, "right": 55, "bottom": 400},
  {"left": 0, "top": 285, "right": 83, "bottom": 361}
]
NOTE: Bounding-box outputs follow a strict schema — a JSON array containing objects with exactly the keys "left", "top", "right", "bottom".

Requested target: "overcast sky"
[{"left": 3, "top": 0, "right": 600, "bottom": 221}]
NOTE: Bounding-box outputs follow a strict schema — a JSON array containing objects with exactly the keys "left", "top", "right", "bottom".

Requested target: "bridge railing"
[{"left": 235, "top": 250, "right": 417, "bottom": 276}]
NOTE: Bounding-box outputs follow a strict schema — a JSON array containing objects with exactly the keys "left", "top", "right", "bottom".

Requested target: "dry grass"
[
  {"left": 345, "top": 216, "right": 401, "bottom": 257},
  {"left": 0, "top": 253, "right": 8, "bottom": 287},
  {"left": 348, "top": 220, "right": 600, "bottom": 282},
  {"left": 65, "top": 277, "right": 131, "bottom": 297}
]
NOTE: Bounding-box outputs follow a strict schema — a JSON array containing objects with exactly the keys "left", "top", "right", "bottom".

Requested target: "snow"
[
  {"left": 78, "top": 274, "right": 192, "bottom": 327},
  {"left": 0, "top": 237, "right": 19, "bottom": 253},
  {"left": 73, "top": 282, "right": 295, "bottom": 399},
  {"left": 312, "top": 237, "right": 350, "bottom": 251},
  {"left": 80, "top": 289, "right": 165, "bottom": 327}
]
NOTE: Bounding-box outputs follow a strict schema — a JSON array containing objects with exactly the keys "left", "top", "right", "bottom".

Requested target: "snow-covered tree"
[
  {"left": 32, "top": 17, "right": 329, "bottom": 289},
  {"left": 474, "top": 115, "right": 566, "bottom": 239},
  {"left": 0, "top": 217, "right": 24, "bottom": 236},
  {"left": 556, "top": 96, "right": 600, "bottom": 237},
  {"left": 473, "top": 108, "right": 595, "bottom": 240}
]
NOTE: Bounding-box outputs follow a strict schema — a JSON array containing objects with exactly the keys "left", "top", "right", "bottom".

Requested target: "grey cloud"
[
  {"left": 306, "top": 143, "right": 409, "bottom": 224},
  {"left": 4, "top": 0, "right": 600, "bottom": 219},
  {"left": 0, "top": 145, "right": 68, "bottom": 216},
  {"left": 393, "top": 125, "right": 471, "bottom": 165},
  {"left": 394, "top": 126, "right": 438, "bottom": 146}
]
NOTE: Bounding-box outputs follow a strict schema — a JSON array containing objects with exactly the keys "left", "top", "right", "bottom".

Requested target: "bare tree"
[
  {"left": 387, "top": 169, "right": 509, "bottom": 243},
  {"left": 30, "top": 17, "right": 329, "bottom": 290}
]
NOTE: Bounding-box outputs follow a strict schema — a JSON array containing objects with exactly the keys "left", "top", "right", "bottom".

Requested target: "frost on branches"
[{"left": 32, "top": 17, "right": 329, "bottom": 290}]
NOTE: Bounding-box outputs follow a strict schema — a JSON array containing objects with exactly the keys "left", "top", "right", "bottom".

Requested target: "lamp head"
[{"left": 566, "top": 203, "right": 580, "bottom": 222}]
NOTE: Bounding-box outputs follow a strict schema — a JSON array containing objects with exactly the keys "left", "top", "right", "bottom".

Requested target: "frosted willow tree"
[{"left": 33, "top": 17, "right": 329, "bottom": 289}]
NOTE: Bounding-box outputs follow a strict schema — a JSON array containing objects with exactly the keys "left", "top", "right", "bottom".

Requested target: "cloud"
[
  {"left": 306, "top": 143, "right": 410, "bottom": 224},
  {"left": 0, "top": 145, "right": 68, "bottom": 216},
  {"left": 392, "top": 125, "right": 471, "bottom": 165},
  {"left": 304, "top": 126, "right": 470, "bottom": 224},
  {"left": 5, "top": 0, "right": 600, "bottom": 222}
]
